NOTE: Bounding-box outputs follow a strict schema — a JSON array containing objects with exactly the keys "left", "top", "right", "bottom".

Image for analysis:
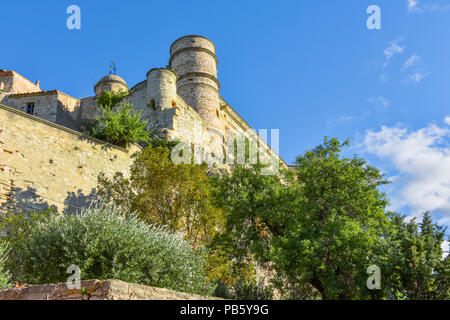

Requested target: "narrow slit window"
[{"left": 26, "top": 103, "right": 35, "bottom": 115}]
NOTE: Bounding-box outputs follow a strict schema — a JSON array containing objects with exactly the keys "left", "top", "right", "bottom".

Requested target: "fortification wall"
[
  {"left": 1, "top": 91, "right": 81, "bottom": 131},
  {"left": 55, "top": 92, "right": 82, "bottom": 130},
  {"left": 0, "top": 104, "right": 139, "bottom": 215},
  {"left": 2, "top": 92, "right": 59, "bottom": 123},
  {"left": 123, "top": 80, "right": 149, "bottom": 120},
  {"left": 80, "top": 80, "right": 148, "bottom": 124}
]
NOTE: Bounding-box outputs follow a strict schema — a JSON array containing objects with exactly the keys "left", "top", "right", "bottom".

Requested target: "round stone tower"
[
  {"left": 94, "top": 74, "right": 129, "bottom": 96},
  {"left": 146, "top": 68, "right": 177, "bottom": 110},
  {"left": 169, "top": 35, "right": 223, "bottom": 136}
]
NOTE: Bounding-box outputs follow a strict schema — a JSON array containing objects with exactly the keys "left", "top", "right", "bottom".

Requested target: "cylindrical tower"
[
  {"left": 146, "top": 68, "right": 177, "bottom": 110},
  {"left": 169, "top": 35, "right": 223, "bottom": 135}
]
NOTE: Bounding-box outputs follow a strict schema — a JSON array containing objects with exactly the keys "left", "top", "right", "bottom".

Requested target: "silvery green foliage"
[
  {"left": 18, "top": 205, "right": 211, "bottom": 295},
  {"left": 0, "top": 241, "right": 11, "bottom": 290}
]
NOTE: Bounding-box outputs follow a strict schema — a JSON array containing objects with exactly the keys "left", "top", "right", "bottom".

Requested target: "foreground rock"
[{"left": 0, "top": 279, "right": 222, "bottom": 300}]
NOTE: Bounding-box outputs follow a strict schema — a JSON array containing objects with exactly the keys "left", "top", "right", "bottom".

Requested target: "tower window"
[
  {"left": 148, "top": 99, "right": 155, "bottom": 110},
  {"left": 26, "top": 103, "right": 35, "bottom": 115}
]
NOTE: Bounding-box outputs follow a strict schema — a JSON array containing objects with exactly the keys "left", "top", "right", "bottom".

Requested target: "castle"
[
  {"left": 0, "top": 35, "right": 284, "bottom": 168},
  {"left": 0, "top": 35, "right": 285, "bottom": 215}
]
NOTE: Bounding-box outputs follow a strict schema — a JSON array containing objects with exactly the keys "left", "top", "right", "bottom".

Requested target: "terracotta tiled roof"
[
  {"left": 8, "top": 90, "right": 58, "bottom": 98},
  {"left": 0, "top": 69, "right": 14, "bottom": 76}
]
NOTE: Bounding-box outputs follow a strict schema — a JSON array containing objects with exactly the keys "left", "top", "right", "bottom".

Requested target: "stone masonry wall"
[
  {"left": 2, "top": 91, "right": 82, "bottom": 133},
  {"left": 0, "top": 103, "right": 139, "bottom": 215},
  {"left": 2, "top": 92, "right": 59, "bottom": 123},
  {"left": 0, "top": 279, "right": 222, "bottom": 300}
]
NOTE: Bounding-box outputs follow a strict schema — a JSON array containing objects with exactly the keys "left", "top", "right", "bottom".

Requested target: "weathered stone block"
[{"left": 0, "top": 279, "right": 222, "bottom": 300}]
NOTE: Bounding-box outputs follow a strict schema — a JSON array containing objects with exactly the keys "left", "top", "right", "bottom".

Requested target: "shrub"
[
  {"left": 0, "top": 241, "right": 11, "bottom": 290},
  {"left": 96, "top": 102, "right": 150, "bottom": 148},
  {"left": 15, "top": 206, "right": 212, "bottom": 295},
  {"left": 213, "top": 276, "right": 274, "bottom": 300},
  {"left": 97, "top": 89, "right": 128, "bottom": 112},
  {"left": 82, "top": 90, "right": 150, "bottom": 147},
  {"left": 0, "top": 209, "right": 55, "bottom": 281}
]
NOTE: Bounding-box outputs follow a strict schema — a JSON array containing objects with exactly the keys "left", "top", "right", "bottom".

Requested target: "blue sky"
[{"left": 2, "top": 0, "right": 450, "bottom": 233}]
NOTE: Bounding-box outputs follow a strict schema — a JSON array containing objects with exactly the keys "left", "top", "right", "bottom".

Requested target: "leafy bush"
[
  {"left": 82, "top": 90, "right": 150, "bottom": 147},
  {"left": 214, "top": 277, "right": 274, "bottom": 300},
  {"left": 0, "top": 209, "right": 55, "bottom": 281},
  {"left": 96, "top": 102, "right": 150, "bottom": 148},
  {"left": 97, "top": 89, "right": 128, "bottom": 112},
  {"left": 148, "top": 135, "right": 180, "bottom": 150},
  {"left": 0, "top": 241, "right": 11, "bottom": 290},
  {"left": 15, "top": 205, "right": 212, "bottom": 295}
]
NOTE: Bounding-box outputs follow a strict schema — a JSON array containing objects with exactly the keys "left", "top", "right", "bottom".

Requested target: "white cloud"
[
  {"left": 379, "top": 96, "right": 390, "bottom": 108},
  {"left": 379, "top": 73, "right": 389, "bottom": 82},
  {"left": 364, "top": 119, "right": 450, "bottom": 225},
  {"left": 370, "top": 38, "right": 430, "bottom": 84},
  {"left": 326, "top": 112, "right": 372, "bottom": 128},
  {"left": 403, "top": 54, "right": 421, "bottom": 69},
  {"left": 445, "top": 116, "right": 450, "bottom": 125},
  {"left": 442, "top": 241, "right": 449, "bottom": 259},
  {"left": 409, "top": 72, "right": 430, "bottom": 83},
  {"left": 384, "top": 38, "right": 405, "bottom": 60},
  {"left": 408, "top": 0, "right": 420, "bottom": 12},
  {"left": 368, "top": 96, "right": 390, "bottom": 109},
  {"left": 401, "top": 54, "right": 429, "bottom": 83},
  {"left": 407, "top": 0, "right": 450, "bottom": 13}
]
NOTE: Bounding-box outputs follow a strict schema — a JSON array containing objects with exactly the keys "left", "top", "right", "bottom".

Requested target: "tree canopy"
[{"left": 211, "top": 138, "right": 449, "bottom": 299}]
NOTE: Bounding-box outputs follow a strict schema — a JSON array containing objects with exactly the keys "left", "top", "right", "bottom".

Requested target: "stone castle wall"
[
  {"left": 1, "top": 91, "right": 81, "bottom": 131},
  {"left": 2, "top": 92, "right": 59, "bottom": 123},
  {"left": 0, "top": 35, "right": 286, "bottom": 173},
  {"left": 0, "top": 103, "right": 139, "bottom": 215}
]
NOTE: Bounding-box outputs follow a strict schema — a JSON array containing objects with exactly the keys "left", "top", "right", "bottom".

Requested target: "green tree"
[
  {"left": 97, "top": 89, "right": 128, "bottom": 112},
  {"left": 85, "top": 90, "right": 150, "bottom": 147},
  {"left": 276, "top": 138, "right": 391, "bottom": 299},
  {"left": 97, "top": 144, "right": 223, "bottom": 247},
  {"left": 382, "top": 212, "right": 449, "bottom": 299},
  {"left": 98, "top": 102, "right": 150, "bottom": 147},
  {"left": 210, "top": 162, "right": 295, "bottom": 297},
  {"left": 212, "top": 138, "right": 391, "bottom": 299},
  {"left": 148, "top": 135, "right": 180, "bottom": 150},
  {"left": 82, "top": 89, "right": 129, "bottom": 137}
]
